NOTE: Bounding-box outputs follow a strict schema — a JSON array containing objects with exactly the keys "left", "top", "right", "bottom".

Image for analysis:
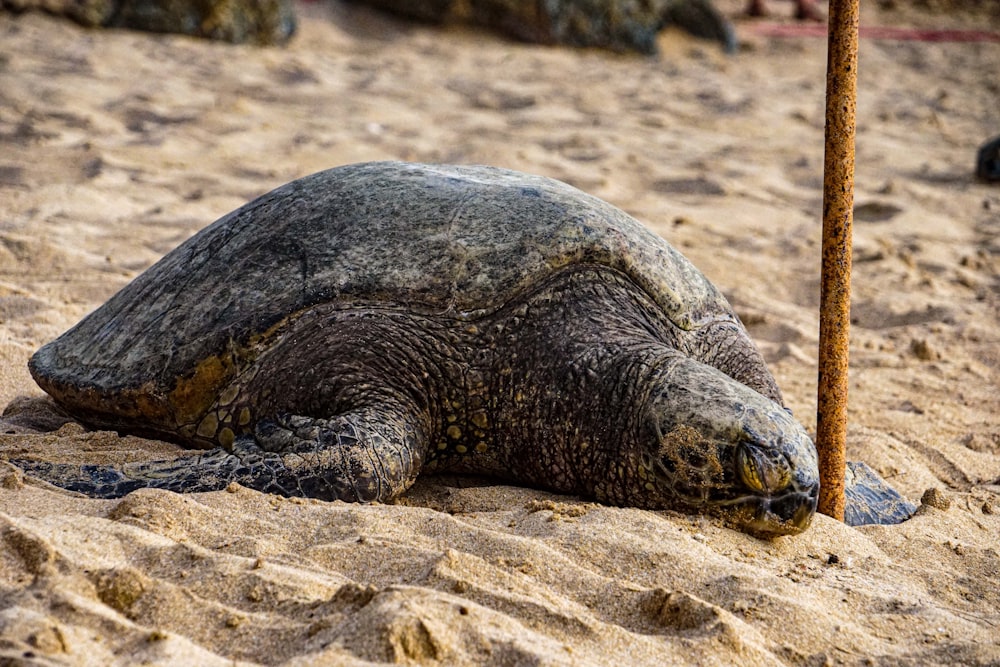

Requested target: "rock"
[
  {"left": 664, "top": 0, "right": 736, "bottom": 50},
  {"left": 909, "top": 338, "right": 938, "bottom": 361},
  {"left": 353, "top": 0, "right": 736, "bottom": 54},
  {"left": 976, "top": 135, "right": 1000, "bottom": 183},
  {"left": 920, "top": 487, "right": 951, "bottom": 511},
  {"left": 0, "top": 0, "right": 296, "bottom": 45}
]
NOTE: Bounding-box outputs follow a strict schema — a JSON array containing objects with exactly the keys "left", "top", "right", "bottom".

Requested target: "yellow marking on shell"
[
  {"left": 131, "top": 388, "right": 170, "bottom": 422},
  {"left": 474, "top": 442, "right": 488, "bottom": 454},
  {"left": 170, "top": 354, "right": 236, "bottom": 424},
  {"left": 514, "top": 391, "right": 524, "bottom": 402},
  {"left": 452, "top": 400, "right": 462, "bottom": 409},
  {"left": 197, "top": 412, "right": 219, "bottom": 439},
  {"left": 437, "top": 441, "right": 448, "bottom": 451},
  {"left": 238, "top": 407, "right": 252, "bottom": 426},
  {"left": 470, "top": 411, "right": 488, "bottom": 430},
  {"left": 466, "top": 325, "right": 479, "bottom": 334},
  {"left": 455, "top": 445, "right": 468, "bottom": 454},
  {"left": 446, "top": 414, "right": 458, "bottom": 423},
  {"left": 645, "top": 482, "right": 655, "bottom": 491},
  {"left": 219, "top": 428, "right": 235, "bottom": 449},
  {"left": 447, "top": 425, "right": 462, "bottom": 440}
]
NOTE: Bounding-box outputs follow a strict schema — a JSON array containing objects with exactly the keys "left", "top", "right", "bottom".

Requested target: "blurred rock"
[
  {"left": 355, "top": 0, "right": 736, "bottom": 54},
  {"left": 909, "top": 338, "right": 939, "bottom": 361},
  {"left": 976, "top": 135, "right": 1000, "bottom": 183},
  {"left": 0, "top": 0, "right": 296, "bottom": 44}
]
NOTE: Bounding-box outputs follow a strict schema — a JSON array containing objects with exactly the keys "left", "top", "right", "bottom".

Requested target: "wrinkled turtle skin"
[{"left": 18, "top": 162, "right": 914, "bottom": 536}]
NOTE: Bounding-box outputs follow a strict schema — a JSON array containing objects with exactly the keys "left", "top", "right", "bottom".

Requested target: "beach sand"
[{"left": 0, "top": 1, "right": 998, "bottom": 664}]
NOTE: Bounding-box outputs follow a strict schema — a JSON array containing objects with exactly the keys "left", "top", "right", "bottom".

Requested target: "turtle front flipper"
[
  {"left": 843, "top": 461, "right": 917, "bottom": 526},
  {"left": 13, "top": 406, "right": 427, "bottom": 502}
]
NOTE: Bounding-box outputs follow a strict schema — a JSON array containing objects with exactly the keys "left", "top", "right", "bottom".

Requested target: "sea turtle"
[{"left": 16, "top": 161, "right": 915, "bottom": 535}]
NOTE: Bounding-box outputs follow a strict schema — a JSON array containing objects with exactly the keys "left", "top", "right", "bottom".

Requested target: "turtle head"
[{"left": 639, "top": 357, "right": 819, "bottom": 537}]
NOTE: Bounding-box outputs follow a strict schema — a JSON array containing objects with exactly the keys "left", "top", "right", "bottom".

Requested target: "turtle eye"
[{"left": 737, "top": 443, "right": 791, "bottom": 494}]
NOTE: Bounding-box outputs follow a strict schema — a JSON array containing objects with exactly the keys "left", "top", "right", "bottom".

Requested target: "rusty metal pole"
[{"left": 817, "top": 0, "right": 860, "bottom": 521}]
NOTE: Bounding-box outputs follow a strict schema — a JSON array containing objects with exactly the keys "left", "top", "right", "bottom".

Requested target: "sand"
[{"left": 1, "top": 1, "right": 998, "bottom": 664}]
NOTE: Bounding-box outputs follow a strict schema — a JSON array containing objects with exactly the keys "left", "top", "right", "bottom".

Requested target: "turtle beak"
[
  {"left": 752, "top": 491, "right": 817, "bottom": 535},
  {"left": 736, "top": 442, "right": 818, "bottom": 536}
]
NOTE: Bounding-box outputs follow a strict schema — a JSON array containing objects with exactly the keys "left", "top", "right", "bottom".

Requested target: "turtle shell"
[{"left": 30, "top": 161, "right": 735, "bottom": 432}]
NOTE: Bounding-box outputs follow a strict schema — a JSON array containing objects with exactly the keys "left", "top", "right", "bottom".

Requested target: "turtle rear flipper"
[{"left": 843, "top": 460, "right": 917, "bottom": 526}]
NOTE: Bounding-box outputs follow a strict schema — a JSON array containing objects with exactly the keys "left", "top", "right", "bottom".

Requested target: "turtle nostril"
[{"left": 737, "top": 443, "right": 792, "bottom": 494}]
